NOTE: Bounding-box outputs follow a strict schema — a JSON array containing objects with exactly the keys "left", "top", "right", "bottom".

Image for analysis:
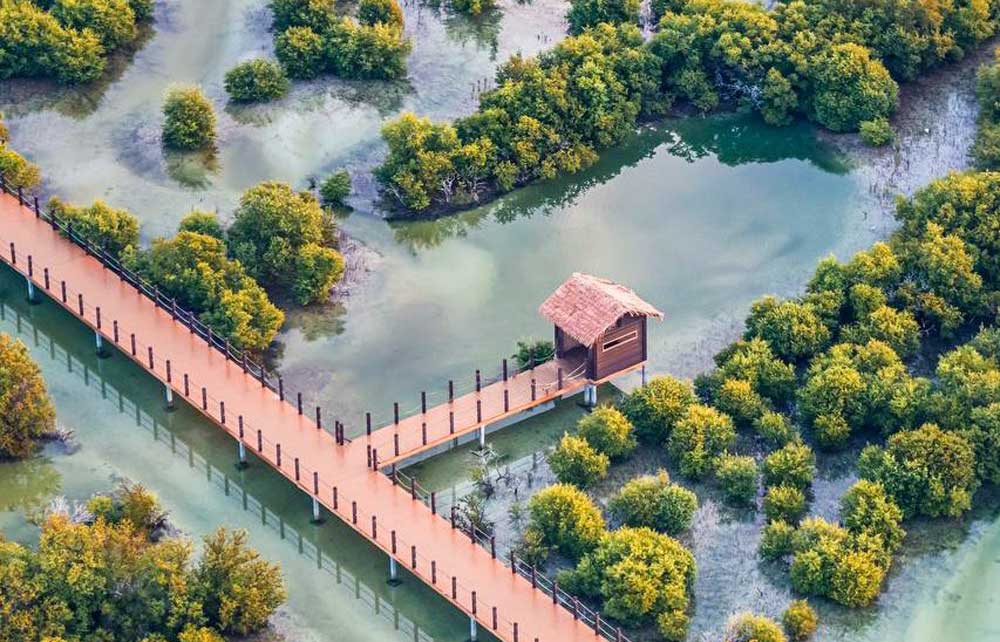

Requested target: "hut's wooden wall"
[{"left": 590, "top": 315, "right": 646, "bottom": 380}]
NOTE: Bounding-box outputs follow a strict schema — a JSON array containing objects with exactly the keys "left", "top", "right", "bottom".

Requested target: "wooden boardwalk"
[{"left": 0, "top": 187, "right": 635, "bottom": 642}]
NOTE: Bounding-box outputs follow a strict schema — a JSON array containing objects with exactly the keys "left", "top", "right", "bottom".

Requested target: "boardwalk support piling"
[
  {"left": 388, "top": 557, "right": 400, "bottom": 585},
  {"left": 25, "top": 276, "right": 37, "bottom": 304},
  {"left": 469, "top": 617, "right": 478, "bottom": 642},
  {"left": 164, "top": 385, "right": 175, "bottom": 411},
  {"left": 311, "top": 496, "right": 321, "bottom": 524}
]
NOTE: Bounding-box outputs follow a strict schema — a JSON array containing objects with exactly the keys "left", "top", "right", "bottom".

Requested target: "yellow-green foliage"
[
  {"left": 782, "top": 600, "right": 817, "bottom": 641},
  {"left": 48, "top": 196, "right": 140, "bottom": 257},
  {"left": 576, "top": 405, "right": 636, "bottom": 459},
  {"left": 566, "top": 0, "right": 639, "bottom": 33},
  {"left": 162, "top": 85, "right": 217, "bottom": 151},
  {"left": 619, "top": 374, "right": 697, "bottom": 444},
  {"left": 525, "top": 483, "right": 605, "bottom": 559},
  {"left": 667, "top": 403, "right": 736, "bottom": 478},
  {"left": 725, "top": 612, "right": 787, "bottom": 642},
  {"left": 124, "top": 230, "right": 285, "bottom": 353},
  {"left": 228, "top": 181, "right": 344, "bottom": 305},
  {"left": 1, "top": 0, "right": 150, "bottom": 84},
  {"left": 608, "top": 470, "right": 698, "bottom": 534},
  {"left": 0, "top": 113, "right": 42, "bottom": 190},
  {"left": 0, "top": 334, "right": 56, "bottom": 459},
  {"left": 762, "top": 442, "right": 815, "bottom": 491},
  {"left": 859, "top": 424, "right": 978, "bottom": 519},
  {"left": 715, "top": 454, "right": 759, "bottom": 505},
  {"left": 271, "top": 0, "right": 410, "bottom": 81},
  {"left": 548, "top": 433, "right": 609, "bottom": 488},
  {"left": 559, "top": 527, "right": 695, "bottom": 641},
  {"left": 0, "top": 513, "right": 285, "bottom": 642}
]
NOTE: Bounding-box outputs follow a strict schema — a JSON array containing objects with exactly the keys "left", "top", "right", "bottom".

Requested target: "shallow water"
[{"left": 1, "top": 0, "right": 998, "bottom": 639}]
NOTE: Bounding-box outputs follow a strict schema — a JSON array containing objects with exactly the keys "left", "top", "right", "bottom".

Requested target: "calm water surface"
[{"left": 1, "top": 0, "right": 997, "bottom": 639}]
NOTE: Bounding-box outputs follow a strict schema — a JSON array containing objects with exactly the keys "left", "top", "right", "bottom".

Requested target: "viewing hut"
[{"left": 540, "top": 273, "right": 663, "bottom": 404}]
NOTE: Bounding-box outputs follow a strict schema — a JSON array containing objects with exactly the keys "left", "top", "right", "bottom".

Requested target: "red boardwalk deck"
[{"left": 0, "top": 188, "right": 634, "bottom": 642}]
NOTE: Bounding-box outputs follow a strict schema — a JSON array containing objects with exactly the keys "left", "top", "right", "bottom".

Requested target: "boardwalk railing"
[
  {"left": 0, "top": 175, "right": 632, "bottom": 642},
  {"left": 0, "top": 299, "right": 435, "bottom": 642},
  {"left": 386, "top": 466, "right": 633, "bottom": 642}
]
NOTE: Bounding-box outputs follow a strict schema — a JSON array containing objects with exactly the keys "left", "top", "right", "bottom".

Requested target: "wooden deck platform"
[{"left": 0, "top": 187, "right": 634, "bottom": 642}]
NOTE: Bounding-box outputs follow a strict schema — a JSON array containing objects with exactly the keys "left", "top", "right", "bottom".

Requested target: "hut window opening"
[{"left": 602, "top": 330, "right": 638, "bottom": 352}]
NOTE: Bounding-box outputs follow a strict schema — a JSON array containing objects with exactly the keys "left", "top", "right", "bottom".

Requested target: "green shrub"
[
  {"left": 48, "top": 196, "right": 140, "bottom": 257},
  {"left": 608, "top": 470, "right": 698, "bottom": 534},
  {"left": 715, "top": 453, "right": 758, "bottom": 504},
  {"left": 667, "top": 403, "right": 736, "bottom": 478},
  {"left": 858, "top": 117, "right": 894, "bottom": 146},
  {"left": 763, "top": 442, "right": 815, "bottom": 490},
  {"left": 525, "top": 484, "right": 605, "bottom": 559},
  {"left": 229, "top": 181, "right": 344, "bottom": 305},
  {"left": 559, "top": 527, "right": 695, "bottom": 638},
  {"left": 754, "top": 411, "right": 795, "bottom": 446},
  {"left": 325, "top": 18, "right": 411, "bottom": 80},
  {"left": 194, "top": 528, "right": 287, "bottom": 635},
  {"left": 744, "top": 296, "right": 830, "bottom": 363},
  {"left": 224, "top": 59, "right": 289, "bottom": 103},
  {"left": 839, "top": 480, "right": 905, "bottom": 552},
  {"left": 620, "top": 375, "right": 696, "bottom": 444},
  {"left": 566, "top": 0, "right": 640, "bottom": 34},
  {"left": 809, "top": 43, "right": 898, "bottom": 133},
  {"left": 51, "top": 0, "right": 137, "bottom": 49},
  {"left": 858, "top": 423, "right": 978, "bottom": 518},
  {"left": 275, "top": 25, "right": 326, "bottom": 79},
  {"left": 759, "top": 519, "right": 795, "bottom": 560},
  {"left": 764, "top": 485, "right": 806, "bottom": 523},
  {"left": 549, "top": 434, "right": 609, "bottom": 487},
  {"left": 124, "top": 231, "right": 284, "bottom": 352},
  {"left": 577, "top": 405, "right": 636, "bottom": 460},
  {"left": 714, "top": 378, "right": 767, "bottom": 426},
  {"left": 781, "top": 600, "right": 817, "bottom": 641},
  {"left": 0, "top": 334, "right": 56, "bottom": 459},
  {"left": 178, "top": 210, "right": 224, "bottom": 240},
  {"left": 512, "top": 339, "right": 555, "bottom": 369},
  {"left": 162, "top": 85, "right": 216, "bottom": 151},
  {"left": 0, "top": 145, "right": 42, "bottom": 190},
  {"left": 358, "top": 0, "right": 403, "bottom": 26},
  {"left": 270, "top": 0, "right": 336, "bottom": 32},
  {"left": 320, "top": 169, "right": 351, "bottom": 206},
  {"left": 724, "top": 612, "right": 787, "bottom": 642}
]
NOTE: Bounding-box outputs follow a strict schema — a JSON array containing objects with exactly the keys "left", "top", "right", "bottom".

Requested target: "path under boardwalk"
[{"left": 0, "top": 187, "right": 636, "bottom": 642}]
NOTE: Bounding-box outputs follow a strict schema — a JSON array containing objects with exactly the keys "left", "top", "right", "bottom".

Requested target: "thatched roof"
[{"left": 539, "top": 273, "right": 663, "bottom": 346}]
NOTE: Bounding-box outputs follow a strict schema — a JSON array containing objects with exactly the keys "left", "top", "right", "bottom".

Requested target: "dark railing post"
[
  {"left": 351, "top": 501, "right": 357, "bottom": 524},
  {"left": 315, "top": 406, "right": 322, "bottom": 430},
  {"left": 531, "top": 378, "right": 536, "bottom": 401},
  {"left": 166, "top": 359, "right": 172, "bottom": 383},
  {"left": 476, "top": 400, "right": 481, "bottom": 423},
  {"left": 450, "top": 506, "right": 456, "bottom": 529},
  {"left": 257, "top": 429, "right": 263, "bottom": 452},
  {"left": 502, "top": 359, "right": 508, "bottom": 382},
  {"left": 430, "top": 491, "right": 436, "bottom": 514},
  {"left": 147, "top": 346, "right": 154, "bottom": 369},
  {"left": 531, "top": 565, "right": 537, "bottom": 589},
  {"left": 410, "top": 545, "right": 416, "bottom": 569},
  {"left": 558, "top": 367, "right": 563, "bottom": 390},
  {"left": 372, "top": 515, "right": 377, "bottom": 540},
  {"left": 366, "top": 412, "right": 372, "bottom": 436},
  {"left": 472, "top": 591, "right": 477, "bottom": 615},
  {"left": 297, "top": 393, "right": 303, "bottom": 415},
  {"left": 421, "top": 391, "right": 426, "bottom": 414},
  {"left": 130, "top": 333, "right": 136, "bottom": 356},
  {"left": 410, "top": 476, "right": 416, "bottom": 500},
  {"left": 421, "top": 422, "right": 427, "bottom": 446},
  {"left": 294, "top": 457, "right": 300, "bottom": 481},
  {"left": 201, "top": 387, "right": 207, "bottom": 410},
  {"left": 276, "top": 443, "right": 282, "bottom": 467},
  {"left": 61, "top": 280, "right": 66, "bottom": 303},
  {"left": 220, "top": 401, "right": 226, "bottom": 425},
  {"left": 504, "top": 389, "right": 509, "bottom": 412},
  {"left": 431, "top": 560, "right": 437, "bottom": 584},
  {"left": 8, "top": 242, "right": 14, "bottom": 265},
  {"left": 391, "top": 530, "right": 397, "bottom": 554},
  {"left": 184, "top": 373, "right": 190, "bottom": 397},
  {"left": 113, "top": 320, "right": 119, "bottom": 343},
  {"left": 393, "top": 402, "right": 399, "bottom": 425},
  {"left": 394, "top": 433, "right": 399, "bottom": 457},
  {"left": 27, "top": 255, "right": 33, "bottom": 277},
  {"left": 475, "top": 369, "right": 481, "bottom": 392},
  {"left": 278, "top": 377, "right": 284, "bottom": 401},
  {"left": 492, "top": 607, "right": 497, "bottom": 630},
  {"left": 510, "top": 551, "right": 515, "bottom": 574},
  {"left": 448, "top": 380, "right": 454, "bottom": 402},
  {"left": 490, "top": 536, "right": 496, "bottom": 559},
  {"left": 77, "top": 293, "right": 83, "bottom": 316}
]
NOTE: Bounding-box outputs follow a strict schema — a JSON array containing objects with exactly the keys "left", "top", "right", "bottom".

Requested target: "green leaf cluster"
[
  {"left": 524, "top": 483, "right": 605, "bottom": 559},
  {"left": 162, "top": 85, "right": 217, "bottom": 151},
  {"left": 224, "top": 59, "right": 290, "bottom": 103},
  {"left": 0, "top": 333, "right": 56, "bottom": 460},
  {"left": 608, "top": 470, "right": 698, "bottom": 534},
  {"left": 271, "top": 0, "right": 410, "bottom": 81}
]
